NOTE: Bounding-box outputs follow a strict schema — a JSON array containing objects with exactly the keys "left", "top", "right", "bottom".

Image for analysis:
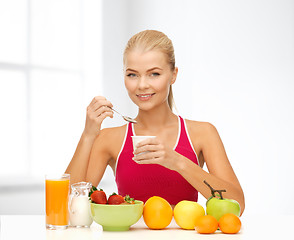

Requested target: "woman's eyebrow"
[
  {"left": 126, "top": 67, "right": 163, "bottom": 72},
  {"left": 147, "top": 67, "right": 163, "bottom": 72},
  {"left": 126, "top": 68, "right": 138, "bottom": 72}
]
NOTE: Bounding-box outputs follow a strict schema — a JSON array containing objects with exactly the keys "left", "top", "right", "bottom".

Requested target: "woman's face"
[{"left": 124, "top": 49, "right": 177, "bottom": 111}]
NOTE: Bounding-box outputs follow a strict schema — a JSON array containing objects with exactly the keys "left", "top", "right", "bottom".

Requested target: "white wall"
[{"left": 101, "top": 0, "right": 294, "bottom": 216}]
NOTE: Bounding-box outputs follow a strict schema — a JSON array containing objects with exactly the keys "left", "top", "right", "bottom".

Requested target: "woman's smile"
[{"left": 136, "top": 93, "right": 156, "bottom": 101}]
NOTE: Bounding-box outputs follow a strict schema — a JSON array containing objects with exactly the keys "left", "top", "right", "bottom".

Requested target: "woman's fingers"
[
  {"left": 88, "top": 98, "right": 113, "bottom": 112},
  {"left": 97, "top": 111, "right": 114, "bottom": 122},
  {"left": 83, "top": 96, "right": 114, "bottom": 137},
  {"left": 134, "top": 141, "right": 163, "bottom": 155},
  {"left": 88, "top": 96, "right": 113, "bottom": 109},
  {"left": 132, "top": 137, "right": 178, "bottom": 171},
  {"left": 91, "top": 105, "right": 113, "bottom": 119},
  {"left": 133, "top": 150, "right": 163, "bottom": 160},
  {"left": 133, "top": 139, "right": 165, "bottom": 164},
  {"left": 87, "top": 96, "right": 114, "bottom": 120}
]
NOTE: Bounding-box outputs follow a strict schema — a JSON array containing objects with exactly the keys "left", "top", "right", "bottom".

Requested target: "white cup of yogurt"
[{"left": 131, "top": 136, "right": 156, "bottom": 153}]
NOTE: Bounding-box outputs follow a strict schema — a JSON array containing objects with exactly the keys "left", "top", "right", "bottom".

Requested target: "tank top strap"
[
  {"left": 178, "top": 116, "right": 189, "bottom": 144},
  {"left": 114, "top": 122, "right": 133, "bottom": 174},
  {"left": 124, "top": 122, "right": 134, "bottom": 152},
  {"left": 176, "top": 116, "right": 199, "bottom": 166},
  {"left": 127, "top": 122, "right": 134, "bottom": 137}
]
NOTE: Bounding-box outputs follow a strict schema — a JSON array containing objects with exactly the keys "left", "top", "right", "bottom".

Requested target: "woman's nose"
[{"left": 138, "top": 76, "right": 150, "bottom": 89}]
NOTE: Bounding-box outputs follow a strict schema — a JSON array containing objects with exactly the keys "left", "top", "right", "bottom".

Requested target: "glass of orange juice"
[{"left": 45, "top": 174, "right": 70, "bottom": 230}]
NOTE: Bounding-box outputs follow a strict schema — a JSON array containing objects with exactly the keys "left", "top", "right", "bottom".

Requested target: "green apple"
[
  {"left": 204, "top": 180, "right": 241, "bottom": 221},
  {"left": 206, "top": 197, "right": 240, "bottom": 221}
]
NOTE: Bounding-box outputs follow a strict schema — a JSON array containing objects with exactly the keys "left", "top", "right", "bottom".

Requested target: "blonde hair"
[{"left": 123, "top": 30, "right": 175, "bottom": 111}]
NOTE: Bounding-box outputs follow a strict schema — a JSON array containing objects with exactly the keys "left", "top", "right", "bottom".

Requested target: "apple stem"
[
  {"left": 203, "top": 180, "right": 226, "bottom": 200},
  {"left": 204, "top": 180, "right": 216, "bottom": 197},
  {"left": 216, "top": 190, "right": 226, "bottom": 200}
]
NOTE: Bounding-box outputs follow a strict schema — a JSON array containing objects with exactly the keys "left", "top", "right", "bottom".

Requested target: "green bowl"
[{"left": 90, "top": 200, "right": 144, "bottom": 231}]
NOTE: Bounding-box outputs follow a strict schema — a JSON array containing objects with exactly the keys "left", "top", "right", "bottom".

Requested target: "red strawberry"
[
  {"left": 90, "top": 189, "right": 107, "bottom": 204},
  {"left": 108, "top": 193, "right": 125, "bottom": 205}
]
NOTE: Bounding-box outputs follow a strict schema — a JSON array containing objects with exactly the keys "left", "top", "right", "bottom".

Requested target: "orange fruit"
[
  {"left": 218, "top": 213, "right": 241, "bottom": 234},
  {"left": 195, "top": 215, "right": 218, "bottom": 234},
  {"left": 143, "top": 196, "right": 173, "bottom": 229}
]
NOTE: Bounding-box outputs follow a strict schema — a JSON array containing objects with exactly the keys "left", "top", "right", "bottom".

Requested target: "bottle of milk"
[{"left": 69, "top": 182, "right": 93, "bottom": 227}]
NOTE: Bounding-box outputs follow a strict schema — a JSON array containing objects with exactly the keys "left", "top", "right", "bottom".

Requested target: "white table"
[{"left": 0, "top": 214, "right": 292, "bottom": 239}]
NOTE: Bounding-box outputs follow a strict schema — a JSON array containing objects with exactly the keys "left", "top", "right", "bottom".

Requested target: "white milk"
[{"left": 69, "top": 196, "right": 93, "bottom": 227}]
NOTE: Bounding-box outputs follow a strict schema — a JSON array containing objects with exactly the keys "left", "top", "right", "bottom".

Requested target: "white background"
[{"left": 0, "top": 0, "right": 293, "bottom": 216}]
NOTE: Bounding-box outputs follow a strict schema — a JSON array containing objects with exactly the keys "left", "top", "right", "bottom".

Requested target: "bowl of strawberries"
[{"left": 89, "top": 187, "right": 143, "bottom": 231}]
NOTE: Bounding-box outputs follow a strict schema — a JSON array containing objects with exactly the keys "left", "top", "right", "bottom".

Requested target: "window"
[{"left": 0, "top": 0, "right": 102, "bottom": 179}]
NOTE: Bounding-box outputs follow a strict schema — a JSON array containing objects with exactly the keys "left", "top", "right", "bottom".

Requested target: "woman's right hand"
[{"left": 83, "top": 96, "right": 114, "bottom": 139}]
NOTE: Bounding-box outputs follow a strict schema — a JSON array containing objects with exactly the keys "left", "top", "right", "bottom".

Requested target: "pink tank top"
[{"left": 115, "top": 116, "right": 199, "bottom": 205}]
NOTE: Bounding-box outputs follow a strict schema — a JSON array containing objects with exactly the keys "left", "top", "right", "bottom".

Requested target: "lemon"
[{"left": 174, "top": 200, "right": 205, "bottom": 230}]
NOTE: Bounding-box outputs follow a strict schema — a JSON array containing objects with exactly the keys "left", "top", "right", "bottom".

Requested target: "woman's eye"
[
  {"left": 151, "top": 72, "right": 160, "bottom": 77},
  {"left": 127, "top": 73, "right": 137, "bottom": 77}
]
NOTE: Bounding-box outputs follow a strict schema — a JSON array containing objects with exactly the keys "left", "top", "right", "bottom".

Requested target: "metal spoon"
[{"left": 108, "top": 107, "right": 137, "bottom": 123}]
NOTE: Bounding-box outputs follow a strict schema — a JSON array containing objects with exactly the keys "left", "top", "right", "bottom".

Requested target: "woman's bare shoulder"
[
  {"left": 185, "top": 119, "right": 217, "bottom": 135},
  {"left": 96, "top": 124, "right": 127, "bottom": 147},
  {"left": 184, "top": 119, "right": 220, "bottom": 146},
  {"left": 98, "top": 125, "right": 128, "bottom": 167},
  {"left": 100, "top": 124, "right": 127, "bottom": 138}
]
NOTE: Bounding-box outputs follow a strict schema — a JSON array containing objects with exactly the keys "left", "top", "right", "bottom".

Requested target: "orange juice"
[{"left": 45, "top": 174, "right": 70, "bottom": 229}]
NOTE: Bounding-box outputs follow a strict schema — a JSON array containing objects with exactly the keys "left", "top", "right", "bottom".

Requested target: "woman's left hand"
[{"left": 132, "top": 137, "right": 181, "bottom": 171}]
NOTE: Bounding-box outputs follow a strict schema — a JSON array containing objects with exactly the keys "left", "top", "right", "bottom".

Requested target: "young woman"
[{"left": 65, "top": 30, "right": 245, "bottom": 213}]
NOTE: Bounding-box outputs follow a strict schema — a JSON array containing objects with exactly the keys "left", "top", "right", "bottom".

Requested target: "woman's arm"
[
  {"left": 177, "top": 156, "right": 245, "bottom": 213},
  {"left": 65, "top": 133, "right": 96, "bottom": 184},
  {"left": 65, "top": 96, "right": 113, "bottom": 184},
  {"left": 177, "top": 122, "right": 245, "bottom": 214},
  {"left": 85, "top": 128, "right": 114, "bottom": 187},
  {"left": 86, "top": 125, "right": 126, "bottom": 187}
]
